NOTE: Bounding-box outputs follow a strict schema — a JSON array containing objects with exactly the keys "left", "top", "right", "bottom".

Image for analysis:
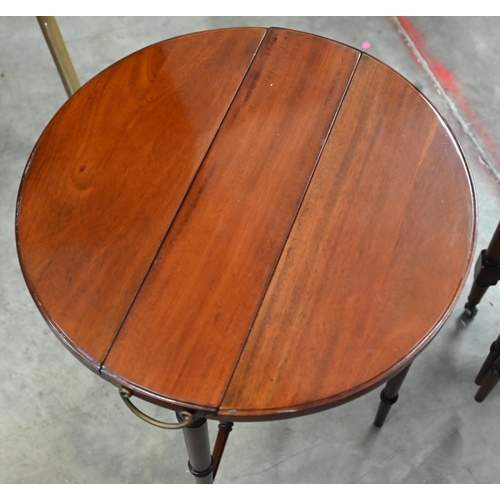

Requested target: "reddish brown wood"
[
  {"left": 212, "top": 421, "right": 234, "bottom": 479},
  {"left": 17, "top": 28, "right": 476, "bottom": 421},
  {"left": 16, "top": 28, "right": 267, "bottom": 368},
  {"left": 464, "top": 220, "right": 500, "bottom": 316},
  {"left": 373, "top": 363, "right": 412, "bottom": 427},
  {"left": 102, "top": 28, "right": 360, "bottom": 411},
  {"left": 475, "top": 331, "right": 500, "bottom": 386},
  {"left": 475, "top": 356, "right": 500, "bottom": 402},
  {"left": 219, "top": 55, "right": 475, "bottom": 418}
]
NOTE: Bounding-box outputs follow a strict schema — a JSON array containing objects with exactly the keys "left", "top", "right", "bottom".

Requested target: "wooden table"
[{"left": 16, "top": 27, "right": 476, "bottom": 483}]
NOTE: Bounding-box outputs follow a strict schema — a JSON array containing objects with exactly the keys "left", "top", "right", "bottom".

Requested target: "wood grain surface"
[
  {"left": 219, "top": 54, "right": 476, "bottom": 418},
  {"left": 102, "top": 29, "right": 359, "bottom": 410},
  {"left": 17, "top": 28, "right": 266, "bottom": 368},
  {"left": 17, "top": 28, "right": 476, "bottom": 420}
]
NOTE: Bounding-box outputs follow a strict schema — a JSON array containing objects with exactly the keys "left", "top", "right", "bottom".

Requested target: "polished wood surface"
[
  {"left": 102, "top": 29, "right": 359, "bottom": 410},
  {"left": 219, "top": 55, "right": 476, "bottom": 418},
  {"left": 17, "top": 28, "right": 266, "bottom": 369},
  {"left": 17, "top": 28, "right": 476, "bottom": 420}
]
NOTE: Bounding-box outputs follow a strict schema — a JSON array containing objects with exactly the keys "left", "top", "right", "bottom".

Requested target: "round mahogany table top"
[{"left": 17, "top": 27, "right": 476, "bottom": 421}]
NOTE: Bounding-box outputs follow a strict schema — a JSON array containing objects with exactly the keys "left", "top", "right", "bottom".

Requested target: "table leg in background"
[
  {"left": 475, "top": 332, "right": 500, "bottom": 387},
  {"left": 475, "top": 355, "right": 500, "bottom": 402},
  {"left": 464, "top": 221, "right": 500, "bottom": 317}
]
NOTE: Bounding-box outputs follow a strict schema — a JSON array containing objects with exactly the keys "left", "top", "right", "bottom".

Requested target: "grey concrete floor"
[{"left": 2, "top": 16, "right": 500, "bottom": 484}]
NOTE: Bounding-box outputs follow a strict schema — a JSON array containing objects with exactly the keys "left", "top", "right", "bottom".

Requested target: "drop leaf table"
[{"left": 16, "top": 27, "right": 476, "bottom": 483}]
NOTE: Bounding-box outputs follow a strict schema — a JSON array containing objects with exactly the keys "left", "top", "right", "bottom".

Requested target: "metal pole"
[{"left": 37, "top": 16, "right": 80, "bottom": 97}]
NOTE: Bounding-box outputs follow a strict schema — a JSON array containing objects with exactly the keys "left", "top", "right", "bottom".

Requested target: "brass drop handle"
[{"left": 119, "top": 388, "right": 194, "bottom": 429}]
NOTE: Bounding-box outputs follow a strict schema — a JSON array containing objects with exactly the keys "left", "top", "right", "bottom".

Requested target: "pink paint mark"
[
  {"left": 431, "top": 61, "right": 458, "bottom": 94},
  {"left": 362, "top": 41, "right": 371, "bottom": 49},
  {"left": 391, "top": 16, "right": 500, "bottom": 169}
]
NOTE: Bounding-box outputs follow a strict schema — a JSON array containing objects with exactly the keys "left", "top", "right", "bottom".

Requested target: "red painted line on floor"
[{"left": 390, "top": 16, "right": 500, "bottom": 169}]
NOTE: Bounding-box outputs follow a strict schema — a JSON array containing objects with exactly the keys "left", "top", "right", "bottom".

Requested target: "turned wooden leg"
[
  {"left": 178, "top": 415, "right": 214, "bottom": 484},
  {"left": 374, "top": 363, "right": 412, "bottom": 428},
  {"left": 464, "top": 221, "right": 500, "bottom": 318},
  {"left": 475, "top": 332, "right": 500, "bottom": 386},
  {"left": 177, "top": 415, "right": 235, "bottom": 483},
  {"left": 212, "top": 422, "right": 234, "bottom": 480},
  {"left": 475, "top": 357, "right": 500, "bottom": 402},
  {"left": 464, "top": 279, "right": 490, "bottom": 318}
]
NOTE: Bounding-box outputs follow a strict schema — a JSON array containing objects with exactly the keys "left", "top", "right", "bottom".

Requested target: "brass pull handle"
[{"left": 119, "top": 388, "right": 194, "bottom": 429}]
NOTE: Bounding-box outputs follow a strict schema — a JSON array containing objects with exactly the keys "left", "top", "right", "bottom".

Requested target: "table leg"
[
  {"left": 178, "top": 414, "right": 214, "bottom": 484},
  {"left": 464, "top": 221, "right": 500, "bottom": 317},
  {"left": 373, "top": 363, "right": 412, "bottom": 428},
  {"left": 475, "top": 334, "right": 500, "bottom": 402},
  {"left": 475, "top": 332, "right": 500, "bottom": 387},
  {"left": 475, "top": 356, "right": 500, "bottom": 402},
  {"left": 212, "top": 422, "right": 234, "bottom": 479}
]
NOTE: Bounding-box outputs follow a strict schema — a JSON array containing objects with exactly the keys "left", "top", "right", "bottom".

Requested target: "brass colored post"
[{"left": 37, "top": 16, "right": 80, "bottom": 97}]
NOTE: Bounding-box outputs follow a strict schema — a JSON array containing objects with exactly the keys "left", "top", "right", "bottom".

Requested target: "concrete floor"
[{"left": 2, "top": 16, "right": 500, "bottom": 484}]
